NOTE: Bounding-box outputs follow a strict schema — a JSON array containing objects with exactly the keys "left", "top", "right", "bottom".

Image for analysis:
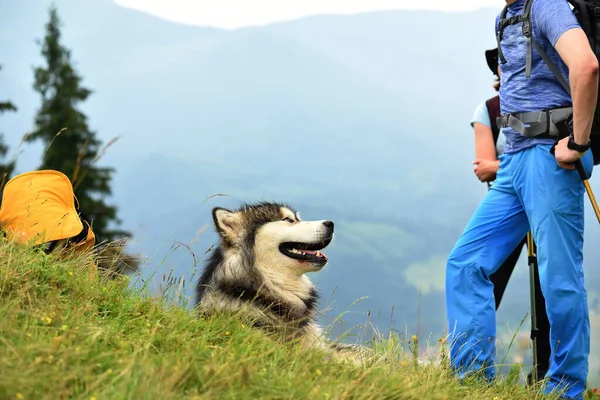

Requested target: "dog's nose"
[{"left": 323, "top": 220, "right": 334, "bottom": 229}]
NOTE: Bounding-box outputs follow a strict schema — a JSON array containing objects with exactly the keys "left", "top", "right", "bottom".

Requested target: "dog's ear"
[{"left": 212, "top": 207, "right": 243, "bottom": 242}]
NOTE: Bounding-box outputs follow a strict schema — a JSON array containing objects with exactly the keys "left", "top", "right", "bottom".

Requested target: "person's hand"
[
  {"left": 472, "top": 159, "right": 500, "bottom": 182},
  {"left": 553, "top": 136, "right": 584, "bottom": 170}
]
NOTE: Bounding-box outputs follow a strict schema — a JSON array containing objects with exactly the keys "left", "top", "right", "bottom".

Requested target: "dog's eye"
[{"left": 282, "top": 217, "right": 294, "bottom": 223}]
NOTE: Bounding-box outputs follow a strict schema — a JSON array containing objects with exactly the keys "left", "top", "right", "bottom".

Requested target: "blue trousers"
[{"left": 446, "top": 144, "right": 593, "bottom": 400}]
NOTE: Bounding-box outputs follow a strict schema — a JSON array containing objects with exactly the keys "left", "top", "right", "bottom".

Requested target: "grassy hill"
[{"left": 2, "top": 239, "right": 595, "bottom": 399}]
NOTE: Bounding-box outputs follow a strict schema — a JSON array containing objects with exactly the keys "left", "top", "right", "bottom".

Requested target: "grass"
[{"left": 0, "top": 239, "right": 598, "bottom": 400}]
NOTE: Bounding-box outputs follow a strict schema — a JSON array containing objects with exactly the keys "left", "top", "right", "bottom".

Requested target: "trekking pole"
[
  {"left": 527, "top": 231, "right": 539, "bottom": 384},
  {"left": 574, "top": 159, "right": 600, "bottom": 224}
]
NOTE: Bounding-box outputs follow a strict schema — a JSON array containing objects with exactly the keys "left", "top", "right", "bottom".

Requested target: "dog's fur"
[{"left": 194, "top": 201, "right": 372, "bottom": 362}]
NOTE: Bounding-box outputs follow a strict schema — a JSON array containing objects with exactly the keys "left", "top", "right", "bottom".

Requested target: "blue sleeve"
[
  {"left": 532, "top": 0, "right": 580, "bottom": 46},
  {"left": 471, "top": 101, "right": 491, "bottom": 128}
]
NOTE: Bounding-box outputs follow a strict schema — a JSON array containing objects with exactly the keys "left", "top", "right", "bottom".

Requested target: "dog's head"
[{"left": 212, "top": 201, "right": 334, "bottom": 275}]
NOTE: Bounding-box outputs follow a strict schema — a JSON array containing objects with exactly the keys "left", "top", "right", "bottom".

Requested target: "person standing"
[
  {"left": 445, "top": 1, "right": 598, "bottom": 399},
  {"left": 470, "top": 46, "right": 551, "bottom": 384}
]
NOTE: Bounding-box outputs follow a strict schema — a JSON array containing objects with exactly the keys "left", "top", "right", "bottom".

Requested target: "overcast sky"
[{"left": 114, "top": 0, "right": 503, "bottom": 29}]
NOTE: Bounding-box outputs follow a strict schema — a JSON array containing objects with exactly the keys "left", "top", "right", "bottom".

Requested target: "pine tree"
[
  {"left": 0, "top": 64, "right": 17, "bottom": 189},
  {"left": 27, "top": 5, "right": 130, "bottom": 244}
]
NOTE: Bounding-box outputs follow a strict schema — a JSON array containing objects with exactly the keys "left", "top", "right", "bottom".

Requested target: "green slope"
[{"left": 1, "top": 239, "right": 588, "bottom": 399}]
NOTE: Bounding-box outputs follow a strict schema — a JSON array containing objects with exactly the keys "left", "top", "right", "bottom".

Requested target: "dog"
[{"left": 194, "top": 201, "right": 373, "bottom": 363}]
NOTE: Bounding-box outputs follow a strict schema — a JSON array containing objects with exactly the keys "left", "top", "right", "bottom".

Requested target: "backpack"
[
  {"left": 0, "top": 169, "right": 96, "bottom": 254},
  {"left": 496, "top": 0, "right": 600, "bottom": 164},
  {"left": 486, "top": 95, "right": 502, "bottom": 156}
]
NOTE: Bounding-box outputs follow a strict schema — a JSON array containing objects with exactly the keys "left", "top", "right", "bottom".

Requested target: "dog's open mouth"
[{"left": 279, "top": 237, "right": 332, "bottom": 263}]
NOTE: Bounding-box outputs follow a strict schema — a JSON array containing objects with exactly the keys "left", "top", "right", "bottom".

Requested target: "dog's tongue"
[{"left": 302, "top": 250, "right": 327, "bottom": 260}]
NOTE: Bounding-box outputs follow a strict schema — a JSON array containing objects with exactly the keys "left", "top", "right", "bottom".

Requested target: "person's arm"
[
  {"left": 555, "top": 28, "right": 598, "bottom": 146},
  {"left": 471, "top": 102, "right": 500, "bottom": 182},
  {"left": 535, "top": 0, "right": 598, "bottom": 147},
  {"left": 474, "top": 122, "right": 498, "bottom": 161}
]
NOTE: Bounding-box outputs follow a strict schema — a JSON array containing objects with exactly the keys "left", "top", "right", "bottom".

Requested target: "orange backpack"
[{"left": 0, "top": 170, "right": 95, "bottom": 254}]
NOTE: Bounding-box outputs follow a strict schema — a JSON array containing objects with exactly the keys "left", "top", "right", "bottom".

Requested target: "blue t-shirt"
[{"left": 495, "top": 0, "right": 580, "bottom": 154}]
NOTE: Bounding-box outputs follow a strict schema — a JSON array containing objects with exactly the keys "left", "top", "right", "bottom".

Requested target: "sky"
[{"left": 113, "top": 0, "right": 503, "bottom": 30}]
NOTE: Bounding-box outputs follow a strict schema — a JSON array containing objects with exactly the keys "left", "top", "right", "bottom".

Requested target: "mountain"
[{"left": 2, "top": 0, "right": 600, "bottom": 383}]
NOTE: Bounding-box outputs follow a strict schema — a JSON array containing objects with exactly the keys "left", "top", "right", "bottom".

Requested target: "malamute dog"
[{"left": 195, "top": 201, "right": 371, "bottom": 362}]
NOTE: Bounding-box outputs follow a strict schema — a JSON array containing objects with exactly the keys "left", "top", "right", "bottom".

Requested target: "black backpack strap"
[
  {"left": 497, "top": 6, "right": 514, "bottom": 64},
  {"left": 522, "top": 0, "right": 571, "bottom": 92},
  {"left": 70, "top": 195, "right": 91, "bottom": 245},
  {"left": 486, "top": 95, "right": 501, "bottom": 148},
  {"left": 523, "top": 0, "right": 534, "bottom": 77},
  {"left": 497, "top": 10, "right": 527, "bottom": 64}
]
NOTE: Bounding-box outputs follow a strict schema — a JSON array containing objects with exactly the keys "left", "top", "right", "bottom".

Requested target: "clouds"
[{"left": 114, "top": 0, "right": 502, "bottom": 29}]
